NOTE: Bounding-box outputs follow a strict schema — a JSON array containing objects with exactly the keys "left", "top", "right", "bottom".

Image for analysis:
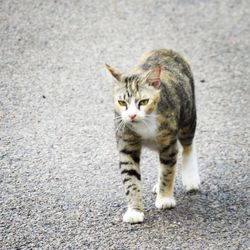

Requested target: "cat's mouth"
[{"left": 128, "top": 120, "right": 141, "bottom": 124}]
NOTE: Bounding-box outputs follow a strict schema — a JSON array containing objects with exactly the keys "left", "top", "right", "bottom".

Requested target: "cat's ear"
[
  {"left": 105, "top": 64, "right": 122, "bottom": 82},
  {"left": 146, "top": 65, "right": 161, "bottom": 89}
]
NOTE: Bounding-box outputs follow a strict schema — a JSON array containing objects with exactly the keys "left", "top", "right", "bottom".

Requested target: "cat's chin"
[
  {"left": 126, "top": 120, "right": 141, "bottom": 125},
  {"left": 130, "top": 120, "right": 141, "bottom": 123}
]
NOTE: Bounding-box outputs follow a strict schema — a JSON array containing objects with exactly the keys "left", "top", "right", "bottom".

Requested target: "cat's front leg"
[
  {"left": 155, "top": 140, "right": 178, "bottom": 209},
  {"left": 118, "top": 140, "right": 144, "bottom": 223}
]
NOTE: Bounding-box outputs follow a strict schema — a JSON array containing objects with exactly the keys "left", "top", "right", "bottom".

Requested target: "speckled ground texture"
[{"left": 1, "top": 0, "right": 250, "bottom": 249}]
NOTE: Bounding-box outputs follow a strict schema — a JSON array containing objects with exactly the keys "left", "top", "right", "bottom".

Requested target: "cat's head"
[{"left": 106, "top": 64, "right": 161, "bottom": 124}]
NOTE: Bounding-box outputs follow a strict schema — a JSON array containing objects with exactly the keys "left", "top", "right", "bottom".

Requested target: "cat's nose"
[{"left": 129, "top": 114, "right": 136, "bottom": 120}]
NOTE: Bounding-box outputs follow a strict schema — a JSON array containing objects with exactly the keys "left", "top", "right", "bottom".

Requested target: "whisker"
[
  {"left": 127, "top": 123, "right": 137, "bottom": 133},
  {"left": 114, "top": 119, "right": 122, "bottom": 124},
  {"left": 115, "top": 122, "right": 123, "bottom": 134},
  {"left": 141, "top": 120, "right": 151, "bottom": 131},
  {"left": 113, "top": 116, "right": 122, "bottom": 120},
  {"left": 144, "top": 117, "right": 154, "bottom": 125},
  {"left": 115, "top": 120, "right": 126, "bottom": 134}
]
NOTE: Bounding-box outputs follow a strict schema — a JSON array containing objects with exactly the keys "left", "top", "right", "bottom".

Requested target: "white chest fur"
[{"left": 131, "top": 116, "right": 158, "bottom": 149}]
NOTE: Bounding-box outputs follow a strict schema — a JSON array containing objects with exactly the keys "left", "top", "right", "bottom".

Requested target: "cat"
[{"left": 106, "top": 49, "right": 200, "bottom": 223}]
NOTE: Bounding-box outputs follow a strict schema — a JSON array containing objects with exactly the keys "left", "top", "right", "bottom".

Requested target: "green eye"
[
  {"left": 118, "top": 100, "right": 127, "bottom": 107},
  {"left": 139, "top": 99, "right": 149, "bottom": 106}
]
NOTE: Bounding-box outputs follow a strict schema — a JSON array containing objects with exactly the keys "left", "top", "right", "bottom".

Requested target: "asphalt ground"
[{"left": 0, "top": 0, "right": 249, "bottom": 249}]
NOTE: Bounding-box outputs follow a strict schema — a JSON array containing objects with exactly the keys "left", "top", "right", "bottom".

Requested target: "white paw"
[
  {"left": 155, "top": 195, "right": 176, "bottom": 209},
  {"left": 123, "top": 208, "right": 144, "bottom": 223},
  {"left": 182, "top": 142, "right": 200, "bottom": 192},
  {"left": 152, "top": 183, "right": 159, "bottom": 194},
  {"left": 182, "top": 175, "right": 200, "bottom": 192}
]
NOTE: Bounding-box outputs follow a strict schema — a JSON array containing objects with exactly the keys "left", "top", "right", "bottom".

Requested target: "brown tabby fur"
[{"left": 106, "top": 48, "right": 197, "bottom": 221}]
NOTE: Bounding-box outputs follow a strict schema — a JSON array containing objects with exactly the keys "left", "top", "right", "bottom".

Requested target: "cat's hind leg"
[
  {"left": 181, "top": 141, "right": 200, "bottom": 191},
  {"left": 179, "top": 113, "right": 200, "bottom": 191}
]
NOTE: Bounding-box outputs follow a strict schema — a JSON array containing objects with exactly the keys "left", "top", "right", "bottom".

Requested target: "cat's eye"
[
  {"left": 118, "top": 100, "right": 127, "bottom": 107},
  {"left": 139, "top": 99, "right": 149, "bottom": 106}
]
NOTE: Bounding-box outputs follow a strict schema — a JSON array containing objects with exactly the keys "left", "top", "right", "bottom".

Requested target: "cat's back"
[
  {"left": 130, "top": 49, "right": 196, "bottom": 134},
  {"left": 136, "top": 48, "right": 177, "bottom": 68},
  {"left": 131, "top": 49, "right": 193, "bottom": 83}
]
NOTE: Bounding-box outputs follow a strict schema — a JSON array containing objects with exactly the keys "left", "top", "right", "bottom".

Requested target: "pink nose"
[{"left": 129, "top": 114, "right": 136, "bottom": 120}]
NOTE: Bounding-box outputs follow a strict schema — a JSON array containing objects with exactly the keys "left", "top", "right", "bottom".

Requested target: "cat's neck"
[{"left": 130, "top": 112, "right": 157, "bottom": 140}]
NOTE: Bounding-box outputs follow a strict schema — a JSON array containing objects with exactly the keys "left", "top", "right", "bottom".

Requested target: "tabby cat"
[{"left": 106, "top": 49, "right": 200, "bottom": 223}]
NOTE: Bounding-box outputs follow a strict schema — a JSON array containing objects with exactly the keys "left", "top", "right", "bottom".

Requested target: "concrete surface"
[{"left": 0, "top": 0, "right": 249, "bottom": 249}]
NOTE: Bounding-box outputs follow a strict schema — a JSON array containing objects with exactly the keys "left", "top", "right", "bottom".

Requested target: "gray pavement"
[{"left": 0, "top": 0, "right": 249, "bottom": 249}]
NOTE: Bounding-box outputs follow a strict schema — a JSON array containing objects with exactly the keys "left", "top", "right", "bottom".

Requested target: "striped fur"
[{"left": 106, "top": 49, "right": 200, "bottom": 223}]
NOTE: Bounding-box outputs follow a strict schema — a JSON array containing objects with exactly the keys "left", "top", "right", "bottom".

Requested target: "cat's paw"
[
  {"left": 152, "top": 183, "right": 159, "bottom": 194},
  {"left": 155, "top": 195, "right": 176, "bottom": 209},
  {"left": 123, "top": 208, "right": 144, "bottom": 224},
  {"left": 182, "top": 175, "right": 200, "bottom": 192}
]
